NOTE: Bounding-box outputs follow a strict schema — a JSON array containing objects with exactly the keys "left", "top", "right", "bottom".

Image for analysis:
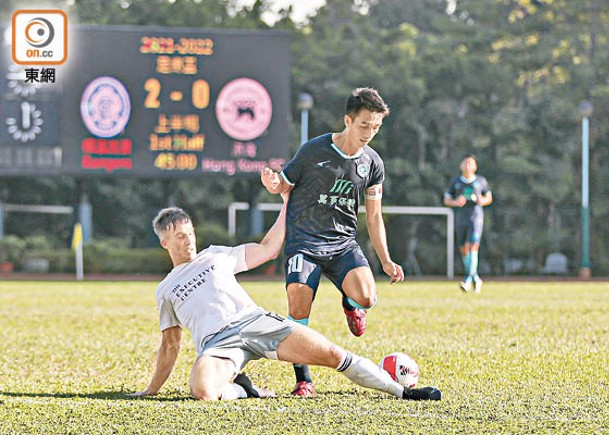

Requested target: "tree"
[{"left": 3, "top": 0, "right": 609, "bottom": 274}]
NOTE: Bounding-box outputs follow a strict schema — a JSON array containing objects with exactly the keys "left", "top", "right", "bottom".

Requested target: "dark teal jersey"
[
  {"left": 444, "top": 175, "right": 491, "bottom": 221},
  {"left": 281, "top": 133, "right": 384, "bottom": 256}
]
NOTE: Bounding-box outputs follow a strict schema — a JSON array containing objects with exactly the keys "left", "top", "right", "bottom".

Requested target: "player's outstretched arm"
[
  {"left": 244, "top": 191, "right": 289, "bottom": 270},
  {"left": 131, "top": 326, "right": 181, "bottom": 397}
]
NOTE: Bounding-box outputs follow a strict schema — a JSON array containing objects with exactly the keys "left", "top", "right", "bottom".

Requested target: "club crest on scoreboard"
[
  {"left": 80, "top": 76, "right": 131, "bottom": 138},
  {"left": 215, "top": 77, "right": 272, "bottom": 142}
]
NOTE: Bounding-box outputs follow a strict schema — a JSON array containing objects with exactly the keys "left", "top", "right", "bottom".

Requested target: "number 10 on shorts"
[{"left": 287, "top": 254, "right": 304, "bottom": 274}]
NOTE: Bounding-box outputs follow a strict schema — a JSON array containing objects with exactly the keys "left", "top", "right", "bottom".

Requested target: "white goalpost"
[{"left": 228, "top": 202, "right": 455, "bottom": 279}]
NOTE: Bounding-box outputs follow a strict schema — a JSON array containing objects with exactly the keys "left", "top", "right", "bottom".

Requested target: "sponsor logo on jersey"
[
  {"left": 329, "top": 178, "right": 353, "bottom": 195},
  {"left": 317, "top": 177, "right": 357, "bottom": 209}
]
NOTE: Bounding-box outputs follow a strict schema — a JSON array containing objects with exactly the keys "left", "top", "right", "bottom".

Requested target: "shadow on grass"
[
  {"left": 0, "top": 390, "right": 192, "bottom": 402},
  {"left": 0, "top": 389, "right": 366, "bottom": 403}
]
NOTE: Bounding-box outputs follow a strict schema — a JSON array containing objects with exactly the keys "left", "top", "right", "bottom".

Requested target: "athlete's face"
[
  {"left": 461, "top": 157, "right": 477, "bottom": 178},
  {"left": 161, "top": 220, "right": 197, "bottom": 265},
  {"left": 344, "top": 109, "right": 384, "bottom": 148}
]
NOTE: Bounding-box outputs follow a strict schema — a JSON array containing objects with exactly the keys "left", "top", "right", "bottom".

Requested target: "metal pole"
[
  {"left": 297, "top": 92, "right": 313, "bottom": 145},
  {"left": 79, "top": 195, "right": 93, "bottom": 243},
  {"left": 75, "top": 239, "right": 84, "bottom": 281},
  {"left": 580, "top": 116, "right": 591, "bottom": 277},
  {"left": 447, "top": 208, "right": 454, "bottom": 280},
  {"left": 300, "top": 108, "right": 309, "bottom": 144},
  {"left": 227, "top": 202, "right": 249, "bottom": 237}
]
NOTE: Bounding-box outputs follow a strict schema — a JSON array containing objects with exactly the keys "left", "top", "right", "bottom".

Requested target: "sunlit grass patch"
[{"left": 0, "top": 280, "right": 607, "bottom": 434}]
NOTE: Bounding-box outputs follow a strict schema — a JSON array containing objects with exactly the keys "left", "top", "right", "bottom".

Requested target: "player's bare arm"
[
  {"left": 134, "top": 326, "right": 182, "bottom": 396},
  {"left": 244, "top": 191, "right": 289, "bottom": 270},
  {"left": 364, "top": 186, "right": 404, "bottom": 284},
  {"left": 477, "top": 192, "right": 493, "bottom": 207},
  {"left": 261, "top": 167, "right": 293, "bottom": 195}
]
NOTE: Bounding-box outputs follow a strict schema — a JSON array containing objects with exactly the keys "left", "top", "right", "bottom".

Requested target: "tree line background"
[{"left": 1, "top": 0, "right": 608, "bottom": 276}]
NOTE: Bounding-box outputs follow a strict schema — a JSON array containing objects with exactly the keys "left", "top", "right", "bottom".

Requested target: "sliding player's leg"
[{"left": 276, "top": 325, "right": 441, "bottom": 400}]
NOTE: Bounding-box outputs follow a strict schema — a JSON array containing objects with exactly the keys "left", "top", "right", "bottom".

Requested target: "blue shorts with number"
[{"left": 284, "top": 242, "right": 370, "bottom": 298}]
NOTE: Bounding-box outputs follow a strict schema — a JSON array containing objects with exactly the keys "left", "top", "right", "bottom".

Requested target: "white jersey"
[{"left": 156, "top": 245, "right": 258, "bottom": 354}]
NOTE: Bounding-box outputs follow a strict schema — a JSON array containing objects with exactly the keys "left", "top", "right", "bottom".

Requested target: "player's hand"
[
  {"left": 455, "top": 196, "right": 467, "bottom": 207},
  {"left": 261, "top": 167, "right": 282, "bottom": 193},
  {"left": 127, "top": 390, "right": 155, "bottom": 398},
  {"left": 382, "top": 261, "right": 405, "bottom": 284}
]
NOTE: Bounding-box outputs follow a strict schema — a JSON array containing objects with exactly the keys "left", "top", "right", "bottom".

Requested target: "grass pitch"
[{"left": 0, "top": 279, "right": 607, "bottom": 434}]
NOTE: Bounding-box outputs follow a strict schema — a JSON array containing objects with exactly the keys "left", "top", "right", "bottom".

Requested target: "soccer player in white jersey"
[{"left": 131, "top": 193, "right": 440, "bottom": 402}]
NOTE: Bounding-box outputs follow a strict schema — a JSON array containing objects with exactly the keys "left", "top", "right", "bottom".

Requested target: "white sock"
[
  {"left": 337, "top": 353, "right": 404, "bottom": 398},
  {"left": 220, "top": 383, "right": 248, "bottom": 400}
]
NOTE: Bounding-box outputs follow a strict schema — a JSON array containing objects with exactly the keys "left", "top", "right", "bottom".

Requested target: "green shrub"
[
  {"left": 22, "top": 235, "right": 54, "bottom": 251},
  {"left": 0, "top": 236, "right": 26, "bottom": 264},
  {"left": 22, "top": 249, "right": 73, "bottom": 272},
  {"left": 20, "top": 246, "right": 172, "bottom": 274},
  {"left": 84, "top": 247, "right": 172, "bottom": 274}
]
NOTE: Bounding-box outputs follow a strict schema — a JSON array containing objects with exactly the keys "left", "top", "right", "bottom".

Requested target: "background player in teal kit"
[
  {"left": 261, "top": 87, "right": 404, "bottom": 397},
  {"left": 443, "top": 155, "right": 493, "bottom": 293}
]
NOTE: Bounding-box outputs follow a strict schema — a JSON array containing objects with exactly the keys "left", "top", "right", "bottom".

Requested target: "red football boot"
[{"left": 343, "top": 306, "right": 367, "bottom": 337}]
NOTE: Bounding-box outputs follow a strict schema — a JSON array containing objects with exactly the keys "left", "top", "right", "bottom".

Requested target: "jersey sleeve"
[
  {"left": 280, "top": 142, "right": 312, "bottom": 186},
  {"left": 368, "top": 155, "right": 385, "bottom": 187},
  {"left": 444, "top": 177, "right": 457, "bottom": 199},
  {"left": 479, "top": 176, "right": 491, "bottom": 195},
  {"left": 207, "top": 245, "right": 248, "bottom": 274},
  {"left": 158, "top": 291, "right": 180, "bottom": 332}
]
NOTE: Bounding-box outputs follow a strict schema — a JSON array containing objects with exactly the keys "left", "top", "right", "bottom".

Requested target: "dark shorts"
[
  {"left": 284, "top": 243, "right": 370, "bottom": 297},
  {"left": 456, "top": 215, "right": 484, "bottom": 247}
]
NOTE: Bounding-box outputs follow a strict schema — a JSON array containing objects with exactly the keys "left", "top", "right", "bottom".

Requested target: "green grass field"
[{"left": 0, "top": 280, "right": 607, "bottom": 434}]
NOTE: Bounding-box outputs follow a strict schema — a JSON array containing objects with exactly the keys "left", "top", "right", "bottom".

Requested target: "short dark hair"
[
  {"left": 152, "top": 207, "right": 192, "bottom": 240},
  {"left": 345, "top": 87, "right": 390, "bottom": 119},
  {"left": 462, "top": 154, "right": 477, "bottom": 163}
]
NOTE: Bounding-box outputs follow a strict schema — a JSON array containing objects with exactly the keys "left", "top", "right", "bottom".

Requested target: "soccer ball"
[{"left": 379, "top": 352, "right": 419, "bottom": 388}]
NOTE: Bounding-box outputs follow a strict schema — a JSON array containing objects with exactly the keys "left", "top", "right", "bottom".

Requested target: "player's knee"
[
  {"left": 289, "top": 306, "right": 310, "bottom": 320},
  {"left": 347, "top": 293, "right": 377, "bottom": 310},
  {"left": 190, "top": 383, "right": 220, "bottom": 401},
  {"left": 359, "top": 294, "right": 377, "bottom": 309}
]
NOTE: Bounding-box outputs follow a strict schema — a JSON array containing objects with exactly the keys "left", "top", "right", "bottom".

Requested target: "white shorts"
[{"left": 200, "top": 308, "right": 297, "bottom": 374}]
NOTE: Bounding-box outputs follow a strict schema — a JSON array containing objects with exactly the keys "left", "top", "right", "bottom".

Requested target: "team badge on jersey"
[{"left": 356, "top": 163, "right": 369, "bottom": 178}]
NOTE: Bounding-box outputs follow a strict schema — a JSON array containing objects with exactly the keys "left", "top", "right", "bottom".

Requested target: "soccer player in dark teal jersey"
[
  {"left": 443, "top": 155, "right": 493, "bottom": 293},
  {"left": 261, "top": 88, "right": 404, "bottom": 397}
]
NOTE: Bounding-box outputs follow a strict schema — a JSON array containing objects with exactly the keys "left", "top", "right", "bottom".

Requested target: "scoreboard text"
[{"left": 0, "top": 25, "right": 291, "bottom": 177}]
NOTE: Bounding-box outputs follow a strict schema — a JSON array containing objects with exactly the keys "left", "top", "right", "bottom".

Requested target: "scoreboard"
[{"left": 0, "top": 24, "right": 291, "bottom": 177}]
